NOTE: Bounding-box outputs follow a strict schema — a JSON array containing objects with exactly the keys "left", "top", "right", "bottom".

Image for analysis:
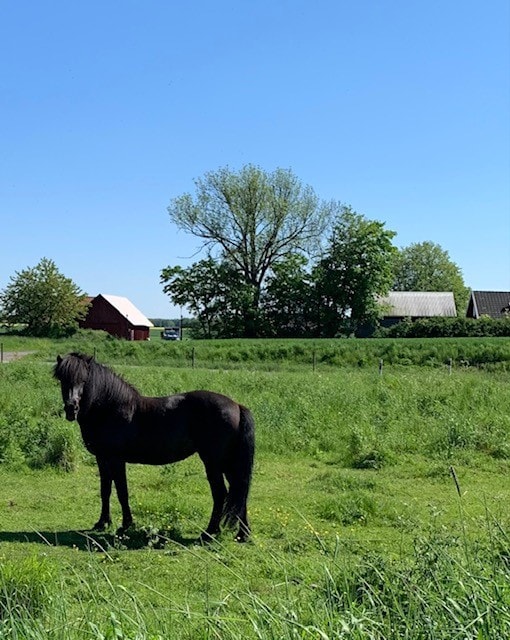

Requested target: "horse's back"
[
  {"left": 182, "top": 390, "right": 242, "bottom": 434},
  {"left": 127, "top": 390, "right": 241, "bottom": 465}
]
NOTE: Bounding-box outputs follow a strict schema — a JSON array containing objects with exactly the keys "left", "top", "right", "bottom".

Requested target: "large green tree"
[
  {"left": 315, "top": 207, "right": 397, "bottom": 336},
  {"left": 393, "top": 241, "right": 469, "bottom": 314},
  {"left": 0, "top": 258, "right": 87, "bottom": 336},
  {"left": 261, "top": 254, "right": 316, "bottom": 337},
  {"left": 161, "top": 258, "right": 252, "bottom": 338},
  {"left": 165, "top": 164, "right": 332, "bottom": 337}
]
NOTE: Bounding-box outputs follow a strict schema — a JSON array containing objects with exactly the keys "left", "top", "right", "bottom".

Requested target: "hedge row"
[{"left": 373, "top": 316, "right": 510, "bottom": 338}]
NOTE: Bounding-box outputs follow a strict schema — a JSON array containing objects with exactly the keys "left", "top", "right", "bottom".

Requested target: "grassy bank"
[{"left": 1, "top": 333, "right": 509, "bottom": 370}]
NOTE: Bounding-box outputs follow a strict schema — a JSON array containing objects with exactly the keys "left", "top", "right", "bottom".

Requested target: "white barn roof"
[
  {"left": 101, "top": 294, "right": 154, "bottom": 327},
  {"left": 379, "top": 291, "right": 457, "bottom": 317}
]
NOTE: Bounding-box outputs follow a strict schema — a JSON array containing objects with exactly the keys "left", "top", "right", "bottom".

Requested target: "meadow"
[{"left": 0, "top": 337, "right": 509, "bottom": 638}]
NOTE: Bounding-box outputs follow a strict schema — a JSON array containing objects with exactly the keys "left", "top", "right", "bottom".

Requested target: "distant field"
[{"left": 0, "top": 355, "right": 509, "bottom": 637}]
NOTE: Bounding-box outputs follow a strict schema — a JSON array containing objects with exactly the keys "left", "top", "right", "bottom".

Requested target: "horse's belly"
[
  {"left": 81, "top": 413, "right": 197, "bottom": 465},
  {"left": 124, "top": 429, "right": 196, "bottom": 465},
  {"left": 124, "top": 446, "right": 195, "bottom": 465}
]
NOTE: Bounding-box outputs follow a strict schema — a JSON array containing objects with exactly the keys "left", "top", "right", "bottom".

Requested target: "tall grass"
[
  {"left": 1, "top": 360, "right": 510, "bottom": 468},
  {"left": 1, "top": 511, "right": 508, "bottom": 639},
  {"left": 0, "top": 361, "right": 81, "bottom": 469}
]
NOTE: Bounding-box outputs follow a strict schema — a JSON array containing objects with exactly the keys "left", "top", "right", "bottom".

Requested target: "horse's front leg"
[
  {"left": 93, "top": 456, "right": 113, "bottom": 530},
  {"left": 110, "top": 459, "right": 133, "bottom": 533}
]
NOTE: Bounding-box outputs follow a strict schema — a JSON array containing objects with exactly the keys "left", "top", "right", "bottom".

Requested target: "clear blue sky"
[{"left": 2, "top": 1, "right": 509, "bottom": 318}]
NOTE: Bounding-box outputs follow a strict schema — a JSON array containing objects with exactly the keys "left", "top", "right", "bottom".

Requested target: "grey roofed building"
[
  {"left": 466, "top": 291, "right": 510, "bottom": 319},
  {"left": 356, "top": 291, "right": 457, "bottom": 337},
  {"left": 379, "top": 291, "right": 457, "bottom": 321}
]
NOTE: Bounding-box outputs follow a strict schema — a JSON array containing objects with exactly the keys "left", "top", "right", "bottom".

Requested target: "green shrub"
[
  {"left": 32, "top": 424, "right": 79, "bottom": 471},
  {"left": 347, "top": 427, "right": 391, "bottom": 469},
  {"left": 374, "top": 316, "right": 510, "bottom": 339}
]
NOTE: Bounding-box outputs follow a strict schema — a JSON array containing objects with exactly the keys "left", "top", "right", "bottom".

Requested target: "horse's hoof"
[
  {"left": 92, "top": 520, "right": 111, "bottom": 531},
  {"left": 198, "top": 531, "right": 216, "bottom": 545},
  {"left": 116, "top": 522, "right": 134, "bottom": 536},
  {"left": 235, "top": 524, "right": 251, "bottom": 542},
  {"left": 235, "top": 533, "right": 250, "bottom": 543}
]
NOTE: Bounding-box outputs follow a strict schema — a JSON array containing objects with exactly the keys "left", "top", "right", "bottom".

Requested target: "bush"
[{"left": 373, "top": 316, "right": 510, "bottom": 338}]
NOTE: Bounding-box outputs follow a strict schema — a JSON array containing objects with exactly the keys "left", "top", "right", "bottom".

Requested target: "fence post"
[
  {"left": 312, "top": 349, "right": 316, "bottom": 372},
  {"left": 0, "top": 343, "right": 3, "bottom": 364},
  {"left": 448, "top": 357, "right": 453, "bottom": 375},
  {"left": 379, "top": 359, "right": 383, "bottom": 376},
  {"left": 191, "top": 347, "right": 195, "bottom": 369}
]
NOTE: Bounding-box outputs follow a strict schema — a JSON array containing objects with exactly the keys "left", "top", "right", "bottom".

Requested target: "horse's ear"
[{"left": 57, "top": 355, "right": 62, "bottom": 364}]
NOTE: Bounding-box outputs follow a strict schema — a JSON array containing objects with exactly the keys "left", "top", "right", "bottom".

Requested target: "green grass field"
[{"left": 0, "top": 339, "right": 509, "bottom": 637}]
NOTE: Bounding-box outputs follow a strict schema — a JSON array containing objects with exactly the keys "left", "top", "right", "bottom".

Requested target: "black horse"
[{"left": 53, "top": 353, "right": 255, "bottom": 541}]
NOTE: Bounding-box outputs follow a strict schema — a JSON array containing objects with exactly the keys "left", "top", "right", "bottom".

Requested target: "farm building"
[
  {"left": 356, "top": 291, "right": 457, "bottom": 336},
  {"left": 466, "top": 291, "right": 510, "bottom": 319},
  {"left": 80, "top": 294, "right": 154, "bottom": 340},
  {"left": 378, "top": 291, "right": 457, "bottom": 329}
]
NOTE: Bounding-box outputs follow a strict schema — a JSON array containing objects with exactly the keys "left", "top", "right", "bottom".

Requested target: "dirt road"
[{"left": 0, "top": 351, "right": 35, "bottom": 363}]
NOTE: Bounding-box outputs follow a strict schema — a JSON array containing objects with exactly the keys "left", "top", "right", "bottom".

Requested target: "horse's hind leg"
[
  {"left": 225, "top": 469, "right": 251, "bottom": 542},
  {"left": 202, "top": 463, "right": 227, "bottom": 541},
  {"left": 235, "top": 506, "right": 250, "bottom": 543}
]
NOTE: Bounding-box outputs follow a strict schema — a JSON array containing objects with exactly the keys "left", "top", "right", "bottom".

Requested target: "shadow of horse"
[{"left": 0, "top": 528, "right": 198, "bottom": 551}]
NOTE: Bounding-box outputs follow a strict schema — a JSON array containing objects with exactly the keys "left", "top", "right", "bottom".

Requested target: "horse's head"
[{"left": 54, "top": 353, "right": 92, "bottom": 421}]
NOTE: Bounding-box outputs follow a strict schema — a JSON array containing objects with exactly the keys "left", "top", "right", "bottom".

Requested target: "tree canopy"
[
  {"left": 161, "top": 258, "right": 251, "bottom": 339},
  {"left": 163, "top": 165, "right": 475, "bottom": 339},
  {"left": 261, "top": 254, "right": 316, "bottom": 337},
  {"left": 166, "top": 165, "right": 333, "bottom": 336},
  {"left": 315, "top": 207, "right": 398, "bottom": 335},
  {"left": 163, "top": 178, "right": 399, "bottom": 338},
  {"left": 393, "top": 241, "right": 469, "bottom": 314},
  {"left": 0, "top": 258, "right": 88, "bottom": 337}
]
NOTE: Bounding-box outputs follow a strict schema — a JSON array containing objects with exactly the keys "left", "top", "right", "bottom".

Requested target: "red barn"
[{"left": 80, "top": 294, "right": 154, "bottom": 340}]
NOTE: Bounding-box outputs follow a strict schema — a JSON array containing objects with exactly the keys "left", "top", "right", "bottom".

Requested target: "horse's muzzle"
[{"left": 64, "top": 404, "right": 79, "bottom": 421}]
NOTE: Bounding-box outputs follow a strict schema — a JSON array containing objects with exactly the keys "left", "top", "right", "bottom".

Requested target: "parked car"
[{"left": 161, "top": 328, "right": 180, "bottom": 340}]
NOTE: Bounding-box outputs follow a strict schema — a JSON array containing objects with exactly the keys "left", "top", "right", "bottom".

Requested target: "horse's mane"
[{"left": 54, "top": 352, "right": 141, "bottom": 408}]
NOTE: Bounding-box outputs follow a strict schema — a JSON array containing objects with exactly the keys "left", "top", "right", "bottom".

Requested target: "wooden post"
[
  {"left": 0, "top": 343, "right": 3, "bottom": 364},
  {"left": 448, "top": 358, "right": 453, "bottom": 375},
  {"left": 379, "top": 359, "right": 383, "bottom": 376},
  {"left": 312, "top": 349, "right": 316, "bottom": 372},
  {"left": 449, "top": 465, "right": 462, "bottom": 497},
  {"left": 191, "top": 347, "right": 195, "bottom": 369}
]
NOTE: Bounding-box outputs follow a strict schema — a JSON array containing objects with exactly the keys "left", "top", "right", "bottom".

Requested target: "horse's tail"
[{"left": 222, "top": 405, "right": 255, "bottom": 539}]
